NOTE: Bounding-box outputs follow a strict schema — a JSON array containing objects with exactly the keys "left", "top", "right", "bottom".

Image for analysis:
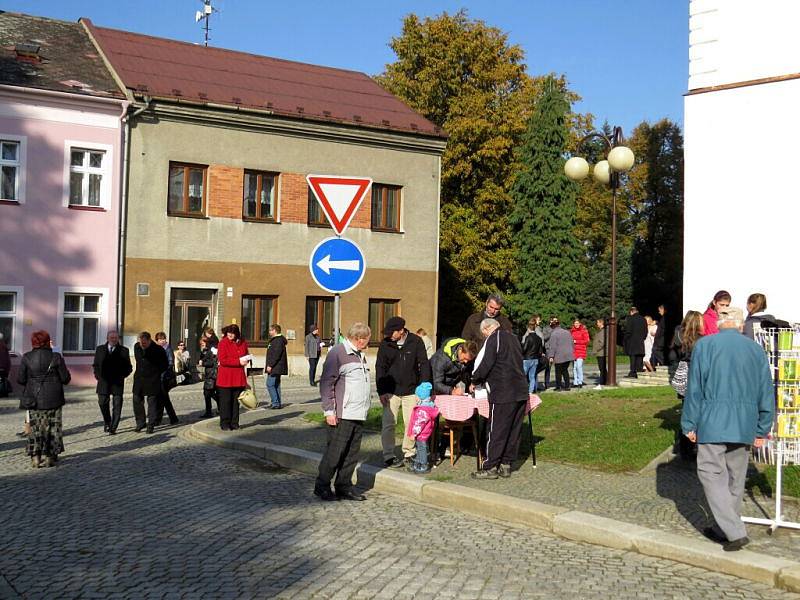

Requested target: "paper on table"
[{"left": 473, "top": 387, "right": 488, "bottom": 400}]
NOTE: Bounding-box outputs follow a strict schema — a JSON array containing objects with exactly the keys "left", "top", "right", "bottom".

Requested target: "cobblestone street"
[{"left": 0, "top": 387, "right": 797, "bottom": 599}]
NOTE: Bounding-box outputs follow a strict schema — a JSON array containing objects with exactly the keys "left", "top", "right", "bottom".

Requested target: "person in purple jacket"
[{"left": 313, "top": 322, "right": 372, "bottom": 502}]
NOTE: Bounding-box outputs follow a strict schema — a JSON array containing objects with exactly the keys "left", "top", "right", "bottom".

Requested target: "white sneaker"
[{"left": 593, "top": 385, "right": 603, "bottom": 390}]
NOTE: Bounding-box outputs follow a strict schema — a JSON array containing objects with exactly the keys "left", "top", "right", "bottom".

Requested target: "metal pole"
[
  {"left": 334, "top": 293, "right": 340, "bottom": 345},
  {"left": 608, "top": 175, "right": 618, "bottom": 387}
]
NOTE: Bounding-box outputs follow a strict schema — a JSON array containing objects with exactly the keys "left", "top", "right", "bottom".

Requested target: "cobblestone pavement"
[
  {"left": 206, "top": 378, "right": 800, "bottom": 561},
  {"left": 1, "top": 384, "right": 798, "bottom": 599}
]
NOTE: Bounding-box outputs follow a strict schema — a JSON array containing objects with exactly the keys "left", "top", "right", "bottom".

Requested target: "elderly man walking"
[
  {"left": 681, "top": 306, "right": 774, "bottom": 551},
  {"left": 314, "top": 323, "right": 373, "bottom": 502},
  {"left": 470, "top": 318, "right": 529, "bottom": 479}
]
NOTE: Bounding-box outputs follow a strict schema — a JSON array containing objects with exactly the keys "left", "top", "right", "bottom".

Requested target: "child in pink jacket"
[{"left": 406, "top": 382, "right": 438, "bottom": 474}]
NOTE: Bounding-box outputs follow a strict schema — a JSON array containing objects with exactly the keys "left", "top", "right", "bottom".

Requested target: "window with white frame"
[
  {"left": 69, "top": 148, "right": 106, "bottom": 207},
  {"left": 0, "top": 137, "right": 23, "bottom": 202},
  {"left": 0, "top": 290, "right": 19, "bottom": 353},
  {"left": 62, "top": 292, "right": 102, "bottom": 352}
]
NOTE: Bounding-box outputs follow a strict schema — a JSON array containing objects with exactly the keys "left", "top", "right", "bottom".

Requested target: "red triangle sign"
[{"left": 306, "top": 174, "right": 373, "bottom": 236}]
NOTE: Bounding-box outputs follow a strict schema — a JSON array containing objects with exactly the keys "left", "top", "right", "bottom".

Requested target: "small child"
[{"left": 406, "top": 382, "right": 439, "bottom": 474}]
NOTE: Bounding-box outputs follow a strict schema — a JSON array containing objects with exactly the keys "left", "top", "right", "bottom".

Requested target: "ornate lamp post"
[{"left": 564, "top": 126, "right": 635, "bottom": 387}]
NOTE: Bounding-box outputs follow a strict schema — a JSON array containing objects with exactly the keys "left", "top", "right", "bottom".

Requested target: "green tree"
[
  {"left": 508, "top": 78, "right": 584, "bottom": 323},
  {"left": 625, "top": 119, "right": 684, "bottom": 317},
  {"left": 376, "top": 11, "right": 537, "bottom": 335}
]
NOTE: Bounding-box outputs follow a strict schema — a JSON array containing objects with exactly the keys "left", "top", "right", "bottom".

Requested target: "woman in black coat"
[
  {"left": 198, "top": 336, "right": 218, "bottom": 418},
  {"left": 132, "top": 332, "right": 169, "bottom": 433},
  {"left": 17, "top": 330, "right": 71, "bottom": 468}
]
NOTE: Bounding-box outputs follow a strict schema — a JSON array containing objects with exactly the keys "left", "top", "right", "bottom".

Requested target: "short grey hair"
[
  {"left": 487, "top": 293, "right": 505, "bottom": 307},
  {"left": 480, "top": 318, "right": 500, "bottom": 332},
  {"left": 718, "top": 306, "right": 745, "bottom": 327},
  {"left": 347, "top": 322, "right": 371, "bottom": 340}
]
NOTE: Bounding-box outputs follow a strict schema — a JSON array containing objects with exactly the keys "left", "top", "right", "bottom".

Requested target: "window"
[
  {"left": 69, "top": 148, "right": 105, "bottom": 206},
  {"left": 62, "top": 292, "right": 102, "bottom": 352},
  {"left": 368, "top": 299, "right": 399, "bottom": 345},
  {"left": 168, "top": 162, "right": 207, "bottom": 217},
  {"left": 371, "top": 183, "right": 401, "bottom": 232},
  {"left": 0, "top": 290, "right": 20, "bottom": 353},
  {"left": 241, "top": 295, "right": 277, "bottom": 345},
  {"left": 307, "top": 186, "right": 329, "bottom": 226},
  {"left": 0, "top": 140, "right": 20, "bottom": 201},
  {"left": 243, "top": 171, "right": 277, "bottom": 222},
  {"left": 306, "top": 296, "right": 334, "bottom": 342}
]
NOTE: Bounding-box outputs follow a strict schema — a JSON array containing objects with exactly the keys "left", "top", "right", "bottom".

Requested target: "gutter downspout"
[{"left": 116, "top": 96, "right": 151, "bottom": 333}]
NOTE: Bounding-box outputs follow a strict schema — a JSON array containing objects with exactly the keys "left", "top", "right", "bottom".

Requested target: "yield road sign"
[
  {"left": 306, "top": 174, "right": 372, "bottom": 236},
  {"left": 309, "top": 237, "right": 366, "bottom": 294}
]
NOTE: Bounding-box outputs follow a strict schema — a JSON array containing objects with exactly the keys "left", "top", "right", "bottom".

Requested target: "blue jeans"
[
  {"left": 522, "top": 359, "right": 539, "bottom": 393},
  {"left": 413, "top": 439, "right": 429, "bottom": 471},
  {"left": 267, "top": 374, "right": 282, "bottom": 407},
  {"left": 574, "top": 358, "right": 584, "bottom": 386}
]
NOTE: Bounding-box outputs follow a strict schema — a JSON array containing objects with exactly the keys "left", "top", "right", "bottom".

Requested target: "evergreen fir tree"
[{"left": 509, "top": 79, "right": 584, "bottom": 323}]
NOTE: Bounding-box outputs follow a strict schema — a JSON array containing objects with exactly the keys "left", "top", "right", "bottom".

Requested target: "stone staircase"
[{"left": 616, "top": 368, "right": 672, "bottom": 388}]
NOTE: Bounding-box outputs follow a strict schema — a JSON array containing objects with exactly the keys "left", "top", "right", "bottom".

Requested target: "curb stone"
[{"left": 188, "top": 419, "right": 800, "bottom": 593}]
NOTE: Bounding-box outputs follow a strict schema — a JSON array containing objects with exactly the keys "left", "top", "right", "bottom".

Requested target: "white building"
[{"left": 684, "top": 0, "right": 800, "bottom": 322}]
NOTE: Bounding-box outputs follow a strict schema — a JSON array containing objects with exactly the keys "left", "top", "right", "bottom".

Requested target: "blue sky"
[{"left": 8, "top": 1, "right": 688, "bottom": 133}]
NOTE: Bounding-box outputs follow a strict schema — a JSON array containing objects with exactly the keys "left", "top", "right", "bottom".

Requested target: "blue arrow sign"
[{"left": 309, "top": 237, "right": 366, "bottom": 294}]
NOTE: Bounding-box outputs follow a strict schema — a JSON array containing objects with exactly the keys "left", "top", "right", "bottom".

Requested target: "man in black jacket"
[
  {"left": 132, "top": 332, "right": 169, "bottom": 434},
  {"left": 470, "top": 318, "right": 529, "bottom": 480},
  {"left": 377, "top": 316, "right": 432, "bottom": 468},
  {"left": 623, "top": 306, "right": 648, "bottom": 378},
  {"left": 265, "top": 324, "right": 288, "bottom": 409},
  {"left": 430, "top": 338, "right": 478, "bottom": 396},
  {"left": 93, "top": 330, "right": 132, "bottom": 435}
]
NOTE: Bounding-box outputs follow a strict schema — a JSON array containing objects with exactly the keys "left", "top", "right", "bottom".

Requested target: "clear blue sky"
[{"left": 7, "top": 1, "right": 688, "bottom": 133}]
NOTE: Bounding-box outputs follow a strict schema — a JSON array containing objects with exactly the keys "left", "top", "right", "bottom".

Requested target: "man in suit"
[
  {"left": 623, "top": 306, "right": 648, "bottom": 378},
  {"left": 93, "top": 330, "right": 133, "bottom": 435},
  {"left": 470, "top": 318, "right": 529, "bottom": 479},
  {"left": 133, "top": 332, "right": 169, "bottom": 434}
]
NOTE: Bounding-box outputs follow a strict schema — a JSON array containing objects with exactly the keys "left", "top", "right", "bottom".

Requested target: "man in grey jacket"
[
  {"left": 314, "top": 322, "right": 372, "bottom": 502},
  {"left": 304, "top": 324, "right": 323, "bottom": 387},
  {"left": 546, "top": 318, "right": 574, "bottom": 391}
]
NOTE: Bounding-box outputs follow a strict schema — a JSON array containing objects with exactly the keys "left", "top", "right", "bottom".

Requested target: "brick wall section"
[
  {"left": 208, "top": 165, "right": 244, "bottom": 218},
  {"left": 279, "top": 173, "right": 308, "bottom": 224},
  {"left": 208, "top": 167, "right": 374, "bottom": 228}
]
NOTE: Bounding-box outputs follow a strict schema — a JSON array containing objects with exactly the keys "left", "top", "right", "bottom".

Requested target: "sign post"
[{"left": 306, "top": 175, "right": 372, "bottom": 344}]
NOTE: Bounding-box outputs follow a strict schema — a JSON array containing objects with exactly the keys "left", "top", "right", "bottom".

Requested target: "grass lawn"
[
  {"left": 747, "top": 464, "right": 800, "bottom": 499},
  {"left": 304, "top": 406, "right": 405, "bottom": 434}
]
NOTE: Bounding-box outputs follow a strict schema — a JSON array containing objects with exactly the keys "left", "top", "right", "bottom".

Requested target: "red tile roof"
[{"left": 83, "top": 20, "right": 444, "bottom": 138}]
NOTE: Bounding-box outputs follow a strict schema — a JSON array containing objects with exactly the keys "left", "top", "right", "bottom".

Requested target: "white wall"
[
  {"left": 689, "top": 0, "right": 800, "bottom": 90},
  {"left": 683, "top": 78, "right": 800, "bottom": 322}
]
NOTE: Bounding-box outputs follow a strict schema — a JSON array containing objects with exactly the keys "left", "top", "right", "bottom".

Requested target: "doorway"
[{"left": 169, "top": 288, "right": 215, "bottom": 361}]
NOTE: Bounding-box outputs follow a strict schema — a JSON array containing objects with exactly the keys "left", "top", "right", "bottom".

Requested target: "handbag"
[
  {"left": 670, "top": 360, "right": 689, "bottom": 396},
  {"left": 238, "top": 367, "right": 259, "bottom": 410},
  {"left": 20, "top": 357, "right": 56, "bottom": 409}
]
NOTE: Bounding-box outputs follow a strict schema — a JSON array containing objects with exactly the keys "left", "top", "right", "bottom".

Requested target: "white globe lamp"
[
  {"left": 592, "top": 160, "right": 611, "bottom": 184},
  {"left": 564, "top": 156, "right": 590, "bottom": 181},
  {"left": 608, "top": 145, "right": 635, "bottom": 172}
]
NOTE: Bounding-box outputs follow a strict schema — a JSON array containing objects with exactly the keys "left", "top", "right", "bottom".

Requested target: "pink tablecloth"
[{"left": 434, "top": 393, "right": 542, "bottom": 421}]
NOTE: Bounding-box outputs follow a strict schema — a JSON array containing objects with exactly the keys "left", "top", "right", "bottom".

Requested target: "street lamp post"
[{"left": 564, "top": 126, "right": 635, "bottom": 387}]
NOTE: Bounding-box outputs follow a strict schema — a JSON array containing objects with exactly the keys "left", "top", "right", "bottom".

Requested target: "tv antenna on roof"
[{"left": 194, "top": 0, "right": 217, "bottom": 47}]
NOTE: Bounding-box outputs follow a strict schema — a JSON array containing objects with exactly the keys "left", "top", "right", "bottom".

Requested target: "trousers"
[
  {"left": 315, "top": 419, "right": 364, "bottom": 494},
  {"left": 308, "top": 358, "right": 319, "bottom": 385},
  {"left": 382, "top": 394, "right": 417, "bottom": 460},
  {"left": 573, "top": 358, "right": 584, "bottom": 385},
  {"left": 267, "top": 374, "right": 282, "bottom": 407},
  {"left": 555, "top": 361, "right": 571, "bottom": 390},
  {"left": 132, "top": 393, "right": 158, "bottom": 428},
  {"left": 483, "top": 400, "right": 526, "bottom": 471},
  {"left": 597, "top": 356, "right": 607, "bottom": 385},
  {"left": 628, "top": 354, "right": 644, "bottom": 376},
  {"left": 98, "top": 393, "right": 123, "bottom": 432},
  {"left": 217, "top": 387, "right": 242, "bottom": 429},
  {"left": 522, "top": 359, "right": 539, "bottom": 393},
  {"left": 156, "top": 390, "right": 178, "bottom": 423},
  {"left": 696, "top": 443, "right": 749, "bottom": 541}
]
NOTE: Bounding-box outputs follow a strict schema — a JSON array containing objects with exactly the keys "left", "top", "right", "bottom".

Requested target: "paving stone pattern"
[{"left": 0, "top": 381, "right": 797, "bottom": 599}]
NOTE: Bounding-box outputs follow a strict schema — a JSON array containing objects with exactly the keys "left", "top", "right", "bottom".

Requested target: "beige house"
[{"left": 84, "top": 20, "right": 446, "bottom": 371}]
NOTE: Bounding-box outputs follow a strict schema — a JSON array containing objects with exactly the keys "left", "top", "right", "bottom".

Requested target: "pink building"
[{"left": 0, "top": 13, "right": 126, "bottom": 384}]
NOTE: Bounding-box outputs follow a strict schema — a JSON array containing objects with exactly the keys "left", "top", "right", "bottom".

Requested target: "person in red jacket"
[
  {"left": 570, "top": 318, "right": 591, "bottom": 388},
  {"left": 703, "top": 290, "right": 731, "bottom": 336},
  {"left": 216, "top": 324, "right": 250, "bottom": 431}
]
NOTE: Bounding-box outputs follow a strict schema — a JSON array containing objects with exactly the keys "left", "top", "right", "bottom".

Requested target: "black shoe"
[
  {"left": 470, "top": 469, "right": 499, "bottom": 480},
  {"left": 336, "top": 490, "right": 367, "bottom": 501},
  {"left": 384, "top": 457, "right": 403, "bottom": 469},
  {"left": 269, "top": 405, "right": 283, "bottom": 410},
  {"left": 154, "top": 419, "right": 163, "bottom": 426},
  {"left": 135, "top": 425, "right": 145, "bottom": 433},
  {"left": 103, "top": 424, "right": 110, "bottom": 433},
  {"left": 230, "top": 424, "right": 240, "bottom": 430},
  {"left": 314, "top": 488, "right": 337, "bottom": 502},
  {"left": 202, "top": 412, "right": 213, "bottom": 419},
  {"left": 146, "top": 426, "right": 154, "bottom": 434},
  {"left": 498, "top": 464, "right": 512, "bottom": 478},
  {"left": 702, "top": 527, "right": 728, "bottom": 544},
  {"left": 169, "top": 417, "right": 180, "bottom": 425},
  {"left": 723, "top": 536, "right": 749, "bottom": 552},
  {"left": 221, "top": 425, "right": 231, "bottom": 431},
  {"left": 108, "top": 429, "right": 116, "bottom": 435}
]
